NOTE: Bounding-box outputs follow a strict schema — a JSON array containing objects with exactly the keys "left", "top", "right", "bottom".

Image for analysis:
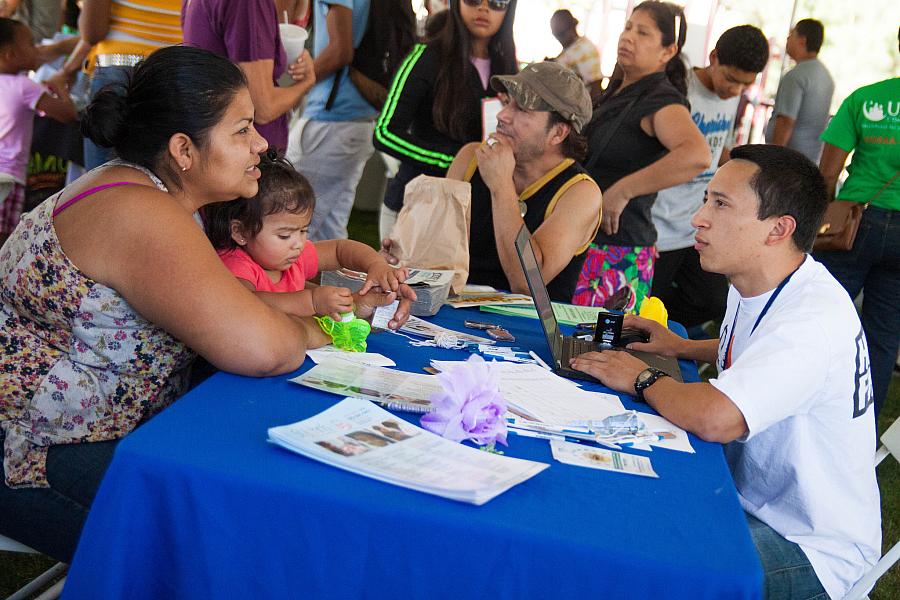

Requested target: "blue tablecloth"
[{"left": 63, "top": 307, "right": 762, "bottom": 599}]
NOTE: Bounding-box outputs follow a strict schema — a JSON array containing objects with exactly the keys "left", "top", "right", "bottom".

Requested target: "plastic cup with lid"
[{"left": 279, "top": 23, "right": 308, "bottom": 64}]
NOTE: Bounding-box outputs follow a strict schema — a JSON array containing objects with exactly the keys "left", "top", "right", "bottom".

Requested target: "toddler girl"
[
  {"left": 0, "top": 18, "right": 76, "bottom": 246},
  {"left": 204, "top": 154, "right": 411, "bottom": 327}
]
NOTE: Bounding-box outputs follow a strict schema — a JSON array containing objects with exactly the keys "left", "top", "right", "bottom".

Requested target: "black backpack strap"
[
  {"left": 325, "top": 67, "right": 343, "bottom": 111},
  {"left": 582, "top": 94, "right": 640, "bottom": 173}
]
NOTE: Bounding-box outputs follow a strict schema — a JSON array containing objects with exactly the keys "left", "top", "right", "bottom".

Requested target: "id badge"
[{"left": 481, "top": 97, "right": 502, "bottom": 140}]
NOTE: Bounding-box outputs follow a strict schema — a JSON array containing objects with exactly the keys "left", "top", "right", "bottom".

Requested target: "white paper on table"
[
  {"left": 635, "top": 411, "right": 695, "bottom": 454},
  {"left": 306, "top": 345, "right": 396, "bottom": 368},
  {"left": 430, "top": 360, "right": 625, "bottom": 425},
  {"left": 482, "top": 363, "right": 624, "bottom": 425},
  {"left": 268, "top": 397, "right": 549, "bottom": 505},
  {"left": 550, "top": 440, "right": 658, "bottom": 478},
  {"left": 461, "top": 284, "right": 497, "bottom": 293}
]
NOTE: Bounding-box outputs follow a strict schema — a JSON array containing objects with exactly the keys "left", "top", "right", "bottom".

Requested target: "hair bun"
[{"left": 80, "top": 87, "right": 130, "bottom": 149}]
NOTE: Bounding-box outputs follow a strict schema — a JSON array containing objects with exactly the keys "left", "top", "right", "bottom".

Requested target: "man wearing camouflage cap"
[{"left": 446, "top": 61, "right": 602, "bottom": 301}]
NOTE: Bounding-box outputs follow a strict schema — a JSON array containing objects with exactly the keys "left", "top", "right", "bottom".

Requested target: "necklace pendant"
[{"left": 518, "top": 200, "right": 527, "bottom": 218}]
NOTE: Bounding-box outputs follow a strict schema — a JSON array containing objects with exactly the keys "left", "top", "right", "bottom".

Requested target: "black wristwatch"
[{"left": 633, "top": 367, "right": 669, "bottom": 403}]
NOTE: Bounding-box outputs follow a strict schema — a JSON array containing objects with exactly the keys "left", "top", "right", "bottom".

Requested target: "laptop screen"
[{"left": 514, "top": 226, "right": 562, "bottom": 349}]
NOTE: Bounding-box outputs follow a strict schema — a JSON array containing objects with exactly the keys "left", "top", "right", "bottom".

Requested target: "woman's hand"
[
  {"left": 599, "top": 180, "right": 631, "bottom": 236},
  {"left": 379, "top": 238, "right": 400, "bottom": 266},
  {"left": 311, "top": 285, "right": 354, "bottom": 320},
  {"left": 354, "top": 284, "right": 416, "bottom": 330}
]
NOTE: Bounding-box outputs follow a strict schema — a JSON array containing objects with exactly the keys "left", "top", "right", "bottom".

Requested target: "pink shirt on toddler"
[
  {"left": 218, "top": 243, "right": 319, "bottom": 292},
  {"left": 0, "top": 74, "right": 45, "bottom": 183}
]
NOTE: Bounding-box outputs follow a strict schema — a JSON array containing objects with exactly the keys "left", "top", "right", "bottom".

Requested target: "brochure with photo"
[
  {"left": 291, "top": 359, "right": 444, "bottom": 413},
  {"left": 268, "top": 398, "right": 549, "bottom": 505},
  {"left": 550, "top": 440, "right": 658, "bottom": 478}
]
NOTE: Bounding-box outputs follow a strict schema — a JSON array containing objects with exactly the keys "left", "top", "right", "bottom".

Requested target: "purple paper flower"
[{"left": 421, "top": 355, "right": 507, "bottom": 447}]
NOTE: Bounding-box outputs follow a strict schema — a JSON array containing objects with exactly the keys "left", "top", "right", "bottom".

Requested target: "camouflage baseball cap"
[{"left": 490, "top": 62, "right": 592, "bottom": 133}]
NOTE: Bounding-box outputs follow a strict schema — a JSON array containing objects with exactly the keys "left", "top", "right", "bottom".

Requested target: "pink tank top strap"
[{"left": 52, "top": 182, "right": 136, "bottom": 218}]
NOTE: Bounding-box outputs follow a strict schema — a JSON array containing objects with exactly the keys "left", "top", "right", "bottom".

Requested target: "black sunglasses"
[{"left": 462, "top": 0, "right": 511, "bottom": 12}]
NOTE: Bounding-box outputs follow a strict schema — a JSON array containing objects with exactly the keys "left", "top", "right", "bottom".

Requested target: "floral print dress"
[{"left": 0, "top": 165, "right": 195, "bottom": 488}]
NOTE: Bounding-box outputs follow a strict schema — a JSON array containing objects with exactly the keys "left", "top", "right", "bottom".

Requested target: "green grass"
[
  {"left": 873, "top": 382, "right": 900, "bottom": 600},
  {"left": 2, "top": 209, "right": 898, "bottom": 597},
  {"left": 347, "top": 207, "right": 380, "bottom": 250}
]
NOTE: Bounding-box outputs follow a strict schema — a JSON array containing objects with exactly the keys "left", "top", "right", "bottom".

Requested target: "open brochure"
[
  {"left": 268, "top": 398, "right": 549, "bottom": 505},
  {"left": 400, "top": 315, "right": 493, "bottom": 345},
  {"left": 290, "top": 359, "right": 442, "bottom": 413},
  {"left": 480, "top": 302, "right": 609, "bottom": 326}
]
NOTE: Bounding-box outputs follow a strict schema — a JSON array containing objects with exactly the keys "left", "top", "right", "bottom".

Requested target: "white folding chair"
[
  {"left": 844, "top": 418, "right": 900, "bottom": 600},
  {"left": 0, "top": 534, "right": 67, "bottom": 600}
]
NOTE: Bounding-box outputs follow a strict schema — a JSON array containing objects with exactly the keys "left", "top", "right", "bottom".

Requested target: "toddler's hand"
[
  {"left": 312, "top": 285, "right": 353, "bottom": 320},
  {"left": 360, "top": 260, "right": 406, "bottom": 295}
]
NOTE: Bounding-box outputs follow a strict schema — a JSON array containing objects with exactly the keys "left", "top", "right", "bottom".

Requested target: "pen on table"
[
  {"left": 509, "top": 428, "right": 581, "bottom": 444},
  {"left": 617, "top": 435, "right": 665, "bottom": 448},
  {"left": 528, "top": 350, "right": 552, "bottom": 371},
  {"left": 506, "top": 417, "right": 591, "bottom": 436}
]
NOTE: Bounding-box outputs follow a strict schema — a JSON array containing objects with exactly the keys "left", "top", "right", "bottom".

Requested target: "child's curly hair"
[{"left": 204, "top": 151, "right": 316, "bottom": 250}]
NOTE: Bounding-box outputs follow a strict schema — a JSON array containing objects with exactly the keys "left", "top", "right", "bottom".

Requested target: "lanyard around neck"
[{"left": 723, "top": 264, "right": 801, "bottom": 370}]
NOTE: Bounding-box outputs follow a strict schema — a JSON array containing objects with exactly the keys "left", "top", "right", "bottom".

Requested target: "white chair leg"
[
  {"left": 844, "top": 542, "right": 900, "bottom": 600},
  {"left": 33, "top": 576, "right": 67, "bottom": 600},
  {"left": 6, "top": 563, "right": 67, "bottom": 600}
]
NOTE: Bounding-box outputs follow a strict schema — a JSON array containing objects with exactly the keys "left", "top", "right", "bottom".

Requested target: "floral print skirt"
[{"left": 572, "top": 243, "right": 656, "bottom": 311}]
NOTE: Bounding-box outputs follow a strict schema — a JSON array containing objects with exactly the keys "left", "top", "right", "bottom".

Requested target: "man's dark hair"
[
  {"left": 551, "top": 9, "right": 578, "bottom": 30},
  {"left": 0, "top": 18, "right": 26, "bottom": 51},
  {"left": 795, "top": 19, "right": 824, "bottom": 53},
  {"left": 547, "top": 112, "right": 587, "bottom": 162},
  {"left": 730, "top": 144, "right": 828, "bottom": 252},
  {"left": 81, "top": 45, "right": 248, "bottom": 189},
  {"left": 715, "top": 25, "right": 769, "bottom": 73}
]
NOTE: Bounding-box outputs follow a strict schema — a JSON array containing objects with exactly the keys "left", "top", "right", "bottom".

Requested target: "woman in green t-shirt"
[{"left": 816, "top": 66, "right": 900, "bottom": 416}]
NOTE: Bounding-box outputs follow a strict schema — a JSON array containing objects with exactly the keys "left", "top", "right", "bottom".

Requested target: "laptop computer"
[{"left": 514, "top": 226, "right": 682, "bottom": 384}]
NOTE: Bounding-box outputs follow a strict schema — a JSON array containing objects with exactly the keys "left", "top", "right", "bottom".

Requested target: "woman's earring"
[{"left": 181, "top": 165, "right": 188, "bottom": 172}]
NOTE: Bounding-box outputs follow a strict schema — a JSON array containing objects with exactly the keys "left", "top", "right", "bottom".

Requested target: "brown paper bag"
[{"left": 388, "top": 175, "right": 471, "bottom": 293}]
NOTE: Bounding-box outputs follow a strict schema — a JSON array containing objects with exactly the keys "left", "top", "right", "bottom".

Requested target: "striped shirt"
[{"left": 88, "top": 0, "right": 181, "bottom": 67}]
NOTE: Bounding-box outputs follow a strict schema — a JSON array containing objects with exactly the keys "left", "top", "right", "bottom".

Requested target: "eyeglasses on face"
[{"left": 461, "top": 0, "right": 511, "bottom": 12}]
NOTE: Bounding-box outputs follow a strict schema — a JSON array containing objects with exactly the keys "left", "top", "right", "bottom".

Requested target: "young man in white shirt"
[{"left": 571, "top": 144, "right": 881, "bottom": 600}]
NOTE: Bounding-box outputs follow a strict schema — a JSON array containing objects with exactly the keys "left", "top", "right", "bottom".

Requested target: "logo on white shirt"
[{"left": 852, "top": 328, "right": 874, "bottom": 418}]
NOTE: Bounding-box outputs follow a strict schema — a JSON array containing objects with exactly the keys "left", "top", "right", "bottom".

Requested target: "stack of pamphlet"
[
  {"left": 445, "top": 292, "right": 533, "bottom": 308},
  {"left": 321, "top": 268, "right": 454, "bottom": 316},
  {"left": 291, "top": 359, "right": 442, "bottom": 413},
  {"left": 268, "top": 398, "right": 549, "bottom": 505}
]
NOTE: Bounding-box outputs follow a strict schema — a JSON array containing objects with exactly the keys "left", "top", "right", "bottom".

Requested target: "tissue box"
[{"left": 320, "top": 269, "right": 452, "bottom": 317}]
